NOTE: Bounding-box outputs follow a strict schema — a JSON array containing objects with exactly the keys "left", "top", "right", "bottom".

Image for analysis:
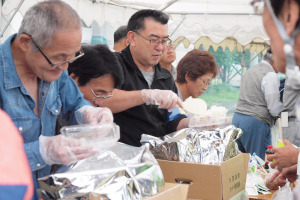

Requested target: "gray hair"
[{"left": 17, "top": 0, "right": 81, "bottom": 50}]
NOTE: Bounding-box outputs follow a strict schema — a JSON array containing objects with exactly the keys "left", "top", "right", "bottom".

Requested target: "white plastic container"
[
  {"left": 188, "top": 105, "right": 228, "bottom": 128},
  {"left": 188, "top": 115, "right": 227, "bottom": 128},
  {"left": 60, "top": 123, "right": 120, "bottom": 150}
]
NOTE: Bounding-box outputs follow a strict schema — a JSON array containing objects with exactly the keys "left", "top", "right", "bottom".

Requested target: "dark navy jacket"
[{"left": 114, "top": 46, "right": 185, "bottom": 146}]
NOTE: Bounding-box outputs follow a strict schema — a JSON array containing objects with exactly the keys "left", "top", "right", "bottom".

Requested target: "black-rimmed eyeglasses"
[
  {"left": 133, "top": 31, "right": 172, "bottom": 47},
  {"left": 23, "top": 33, "right": 84, "bottom": 67}
]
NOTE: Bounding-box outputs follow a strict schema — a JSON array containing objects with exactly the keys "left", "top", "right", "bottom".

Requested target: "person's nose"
[{"left": 155, "top": 42, "right": 164, "bottom": 51}]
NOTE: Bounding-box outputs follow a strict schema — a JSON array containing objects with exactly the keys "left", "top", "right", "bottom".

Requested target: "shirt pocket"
[
  {"left": 47, "top": 95, "right": 62, "bottom": 116},
  {"left": 12, "top": 117, "right": 32, "bottom": 140}
]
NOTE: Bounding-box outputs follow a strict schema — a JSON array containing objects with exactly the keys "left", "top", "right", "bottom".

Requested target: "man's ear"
[
  {"left": 185, "top": 73, "right": 191, "bottom": 83},
  {"left": 18, "top": 34, "right": 32, "bottom": 52},
  {"left": 125, "top": 37, "right": 130, "bottom": 46},
  {"left": 281, "top": 0, "right": 300, "bottom": 36},
  {"left": 127, "top": 31, "right": 136, "bottom": 47}
]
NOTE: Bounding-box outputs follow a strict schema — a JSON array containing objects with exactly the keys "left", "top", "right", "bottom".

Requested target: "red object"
[
  {"left": 0, "top": 110, "right": 34, "bottom": 200},
  {"left": 266, "top": 145, "right": 274, "bottom": 155},
  {"left": 265, "top": 145, "right": 274, "bottom": 161},
  {"left": 265, "top": 161, "right": 270, "bottom": 170}
]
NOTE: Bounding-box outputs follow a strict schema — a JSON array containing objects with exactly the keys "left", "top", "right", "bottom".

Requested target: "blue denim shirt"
[{"left": 0, "top": 34, "right": 91, "bottom": 188}]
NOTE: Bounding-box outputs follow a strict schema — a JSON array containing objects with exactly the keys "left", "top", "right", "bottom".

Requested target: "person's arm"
[
  {"left": 261, "top": 71, "right": 283, "bottom": 117},
  {"left": 176, "top": 118, "right": 189, "bottom": 130},
  {"left": 95, "top": 89, "right": 144, "bottom": 113},
  {"left": 97, "top": 89, "right": 183, "bottom": 113}
]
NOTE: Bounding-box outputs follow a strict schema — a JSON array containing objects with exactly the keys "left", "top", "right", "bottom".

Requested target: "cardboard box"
[
  {"left": 146, "top": 182, "right": 189, "bottom": 200},
  {"left": 157, "top": 153, "right": 250, "bottom": 200}
]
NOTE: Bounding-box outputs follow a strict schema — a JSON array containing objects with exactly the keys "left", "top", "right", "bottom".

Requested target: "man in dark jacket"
[{"left": 97, "top": 10, "right": 189, "bottom": 146}]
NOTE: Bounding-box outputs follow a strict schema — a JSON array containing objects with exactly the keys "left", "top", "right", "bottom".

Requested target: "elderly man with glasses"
[
  {"left": 0, "top": 0, "right": 113, "bottom": 190},
  {"left": 97, "top": 9, "right": 189, "bottom": 147}
]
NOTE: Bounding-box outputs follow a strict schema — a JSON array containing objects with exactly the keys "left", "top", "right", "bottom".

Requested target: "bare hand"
[
  {"left": 266, "top": 170, "right": 284, "bottom": 190},
  {"left": 267, "top": 139, "right": 299, "bottom": 170},
  {"left": 280, "top": 164, "right": 298, "bottom": 183}
]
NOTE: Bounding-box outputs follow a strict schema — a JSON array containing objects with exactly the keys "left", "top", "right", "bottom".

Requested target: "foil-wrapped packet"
[
  {"left": 141, "top": 125, "right": 242, "bottom": 165},
  {"left": 39, "top": 143, "right": 164, "bottom": 200}
]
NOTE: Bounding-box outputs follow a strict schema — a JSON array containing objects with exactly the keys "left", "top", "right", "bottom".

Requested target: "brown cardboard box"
[
  {"left": 157, "top": 153, "right": 250, "bottom": 200},
  {"left": 146, "top": 182, "right": 189, "bottom": 200}
]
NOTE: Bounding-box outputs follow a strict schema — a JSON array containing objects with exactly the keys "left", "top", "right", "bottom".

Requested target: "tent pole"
[
  {"left": 240, "top": 45, "right": 268, "bottom": 82},
  {"left": 240, "top": 49, "right": 246, "bottom": 82},
  {"left": 170, "top": 14, "right": 186, "bottom": 38},
  {"left": 160, "top": 0, "right": 178, "bottom": 11},
  {"left": 165, "top": 11, "right": 260, "bottom": 16},
  {"left": 244, "top": 46, "right": 268, "bottom": 68},
  {"left": 92, "top": 1, "right": 139, "bottom": 11},
  {"left": 0, "top": 0, "right": 25, "bottom": 38}
]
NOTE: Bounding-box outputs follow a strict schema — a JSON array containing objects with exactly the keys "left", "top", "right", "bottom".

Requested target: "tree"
[{"left": 207, "top": 46, "right": 252, "bottom": 83}]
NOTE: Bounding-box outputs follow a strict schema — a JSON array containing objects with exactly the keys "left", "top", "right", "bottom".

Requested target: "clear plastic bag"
[{"left": 271, "top": 179, "right": 293, "bottom": 200}]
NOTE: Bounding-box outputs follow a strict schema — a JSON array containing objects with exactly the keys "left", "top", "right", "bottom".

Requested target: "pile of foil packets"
[
  {"left": 141, "top": 125, "right": 242, "bottom": 164},
  {"left": 39, "top": 143, "right": 164, "bottom": 200}
]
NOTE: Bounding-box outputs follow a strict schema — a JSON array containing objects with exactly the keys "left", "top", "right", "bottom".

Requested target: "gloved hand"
[
  {"left": 39, "top": 135, "right": 97, "bottom": 165},
  {"left": 75, "top": 105, "right": 113, "bottom": 125},
  {"left": 141, "top": 89, "right": 183, "bottom": 111}
]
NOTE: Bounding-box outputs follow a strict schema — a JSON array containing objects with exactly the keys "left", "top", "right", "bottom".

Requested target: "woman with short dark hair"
[{"left": 176, "top": 49, "right": 218, "bottom": 101}]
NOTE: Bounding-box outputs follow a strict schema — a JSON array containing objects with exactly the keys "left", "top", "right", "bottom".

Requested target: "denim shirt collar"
[{"left": 2, "top": 34, "right": 24, "bottom": 90}]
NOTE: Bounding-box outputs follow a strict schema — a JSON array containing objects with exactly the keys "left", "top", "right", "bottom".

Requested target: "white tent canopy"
[{"left": 1, "top": 0, "right": 269, "bottom": 53}]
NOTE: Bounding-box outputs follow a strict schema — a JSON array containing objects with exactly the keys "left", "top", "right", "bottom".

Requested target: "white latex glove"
[
  {"left": 141, "top": 89, "right": 183, "bottom": 111},
  {"left": 75, "top": 105, "right": 113, "bottom": 125},
  {"left": 39, "top": 135, "right": 97, "bottom": 165}
]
